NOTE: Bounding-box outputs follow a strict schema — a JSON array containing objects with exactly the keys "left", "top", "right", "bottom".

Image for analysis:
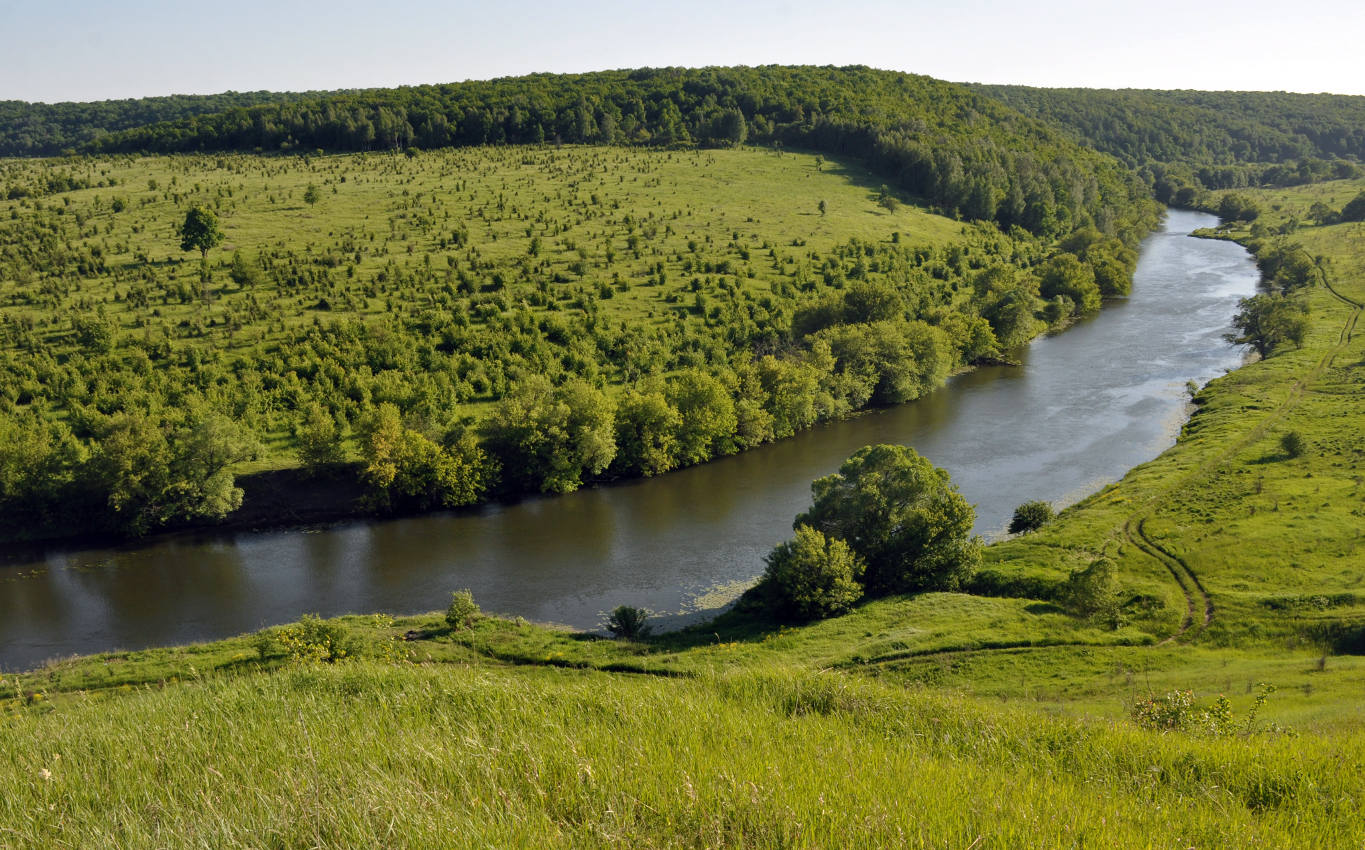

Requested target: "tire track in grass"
[{"left": 1126, "top": 268, "right": 1362, "bottom": 644}]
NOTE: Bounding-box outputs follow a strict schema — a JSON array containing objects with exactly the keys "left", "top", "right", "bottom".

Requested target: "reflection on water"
[{"left": 0, "top": 210, "right": 1259, "bottom": 670}]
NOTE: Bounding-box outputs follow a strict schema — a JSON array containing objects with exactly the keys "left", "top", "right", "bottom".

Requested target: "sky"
[{"left": 3, "top": 0, "right": 1363, "bottom": 103}]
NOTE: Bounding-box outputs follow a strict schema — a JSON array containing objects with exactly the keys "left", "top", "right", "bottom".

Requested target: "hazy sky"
[{"left": 4, "top": 0, "right": 1363, "bottom": 103}]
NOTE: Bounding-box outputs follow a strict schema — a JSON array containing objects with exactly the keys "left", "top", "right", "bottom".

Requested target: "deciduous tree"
[{"left": 796, "top": 444, "right": 980, "bottom": 595}]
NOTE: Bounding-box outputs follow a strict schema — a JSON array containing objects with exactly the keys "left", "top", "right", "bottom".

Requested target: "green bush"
[
  {"left": 1008, "top": 500, "right": 1054, "bottom": 534},
  {"left": 1062, "top": 557, "right": 1121, "bottom": 627},
  {"left": 763, "top": 525, "right": 866, "bottom": 620},
  {"left": 1280, "top": 430, "right": 1305, "bottom": 459},
  {"left": 795, "top": 444, "right": 980, "bottom": 595},
  {"left": 445, "top": 589, "right": 481, "bottom": 630},
  {"left": 605, "top": 605, "right": 651, "bottom": 640},
  {"left": 276, "top": 615, "right": 356, "bottom": 663},
  {"left": 1132, "top": 684, "right": 1281, "bottom": 737}
]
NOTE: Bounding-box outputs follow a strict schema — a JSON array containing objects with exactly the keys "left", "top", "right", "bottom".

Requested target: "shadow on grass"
[{"left": 1247, "top": 451, "right": 1295, "bottom": 465}]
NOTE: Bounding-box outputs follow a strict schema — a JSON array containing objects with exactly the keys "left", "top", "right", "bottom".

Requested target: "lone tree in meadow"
[{"left": 179, "top": 206, "right": 223, "bottom": 261}]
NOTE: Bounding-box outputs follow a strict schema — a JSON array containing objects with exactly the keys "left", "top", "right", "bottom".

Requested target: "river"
[{"left": 0, "top": 209, "right": 1258, "bottom": 671}]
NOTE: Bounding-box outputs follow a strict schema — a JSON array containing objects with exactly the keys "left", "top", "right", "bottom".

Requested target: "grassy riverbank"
[{"left": 3, "top": 181, "right": 1363, "bottom": 846}]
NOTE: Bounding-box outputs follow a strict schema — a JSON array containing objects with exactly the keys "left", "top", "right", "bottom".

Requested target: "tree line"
[
  {"left": 974, "top": 85, "right": 1365, "bottom": 177},
  {"left": 0, "top": 91, "right": 325, "bottom": 157}
]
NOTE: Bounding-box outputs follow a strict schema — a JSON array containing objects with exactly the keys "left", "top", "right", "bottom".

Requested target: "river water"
[{"left": 0, "top": 209, "right": 1258, "bottom": 671}]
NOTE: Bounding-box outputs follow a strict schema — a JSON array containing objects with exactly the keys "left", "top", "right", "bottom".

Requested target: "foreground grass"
[{"left": 4, "top": 662, "right": 1361, "bottom": 848}]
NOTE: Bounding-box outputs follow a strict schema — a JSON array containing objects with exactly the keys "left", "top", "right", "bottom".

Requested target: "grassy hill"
[{"left": 4, "top": 180, "right": 1363, "bottom": 847}]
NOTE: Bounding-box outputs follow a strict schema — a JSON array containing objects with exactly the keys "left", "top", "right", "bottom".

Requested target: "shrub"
[
  {"left": 763, "top": 525, "right": 866, "bottom": 620},
  {"left": 1280, "top": 430, "right": 1305, "bottom": 459},
  {"left": 1132, "top": 684, "right": 1281, "bottom": 737},
  {"left": 606, "top": 605, "right": 651, "bottom": 640},
  {"left": 1008, "top": 500, "right": 1054, "bottom": 534},
  {"left": 445, "top": 589, "right": 481, "bottom": 630},
  {"left": 1063, "top": 556, "right": 1121, "bottom": 627},
  {"left": 276, "top": 614, "right": 355, "bottom": 663}
]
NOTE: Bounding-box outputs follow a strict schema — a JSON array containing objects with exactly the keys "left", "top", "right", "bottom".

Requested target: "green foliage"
[
  {"left": 1226, "top": 293, "right": 1309, "bottom": 357},
  {"left": 1038, "top": 253, "right": 1100, "bottom": 315},
  {"left": 0, "top": 90, "right": 320, "bottom": 157},
  {"left": 876, "top": 185, "right": 900, "bottom": 213},
  {"left": 295, "top": 403, "right": 347, "bottom": 471},
  {"left": 359, "top": 403, "right": 490, "bottom": 509},
  {"left": 796, "top": 444, "right": 980, "bottom": 595},
  {"left": 665, "top": 368, "right": 737, "bottom": 465},
  {"left": 1132, "top": 684, "right": 1282, "bottom": 738},
  {"left": 762, "top": 525, "right": 866, "bottom": 620},
  {"left": 482, "top": 376, "right": 616, "bottom": 494},
  {"left": 70, "top": 314, "right": 115, "bottom": 354},
  {"left": 276, "top": 614, "right": 356, "bottom": 663},
  {"left": 445, "top": 589, "right": 481, "bottom": 630},
  {"left": 1252, "top": 240, "right": 1318, "bottom": 292},
  {"left": 1008, "top": 500, "right": 1054, "bottom": 534},
  {"left": 178, "top": 205, "right": 222, "bottom": 259},
  {"left": 228, "top": 249, "right": 263, "bottom": 288},
  {"left": 75, "top": 66, "right": 1156, "bottom": 239},
  {"left": 1218, "top": 193, "right": 1261, "bottom": 222},
  {"left": 87, "top": 411, "right": 261, "bottom": 535},
  {"left": 1338, "top": 190, "right": 1365, "bottom": 222},
  {"left": 0, "top": 415, "right": 86, "bottom": 535},
  {"left": 1279, "top": 430, "right": 1306, "bottom": 459},
  {"left": 612, "top": 387, "right": 680, "bottom": 477},
  {"left": 977, "top": 85, "right": 1365, "bottom": 182},
  {"left": 605, "top": 605, "right": 651, "bottom": 640},
  {"left": 1062, "top": 556, "right": 1121, "bottom": 626}
]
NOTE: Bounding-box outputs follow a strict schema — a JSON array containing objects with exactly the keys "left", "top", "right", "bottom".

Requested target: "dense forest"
[
  {"left": 0, "top": 91, "right": 326, "bottom": 158},
  {"left": 973, "top": 85, "right": 1365, "bottom": 196}
]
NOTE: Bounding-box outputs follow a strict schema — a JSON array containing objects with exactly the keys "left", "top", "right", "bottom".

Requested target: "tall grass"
[{"left": 3, "top": 662, "right": 1361, "bottom": 848}]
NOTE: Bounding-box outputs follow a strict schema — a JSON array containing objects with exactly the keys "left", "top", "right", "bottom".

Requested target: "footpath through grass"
[{"left": 4, "top": 182, "right": 1364, "bottom": 846}]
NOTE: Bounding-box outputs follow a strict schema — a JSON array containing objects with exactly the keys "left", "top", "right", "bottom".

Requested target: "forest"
[
  {"left": 10, "top": 66, "right": 1153, "bottom": 239},
  {"left": 0, "top": 90, "right": 323, "bottom": 158},
  {"left": 974, "top": 85, "right": 1365, "bottom": 199}
]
